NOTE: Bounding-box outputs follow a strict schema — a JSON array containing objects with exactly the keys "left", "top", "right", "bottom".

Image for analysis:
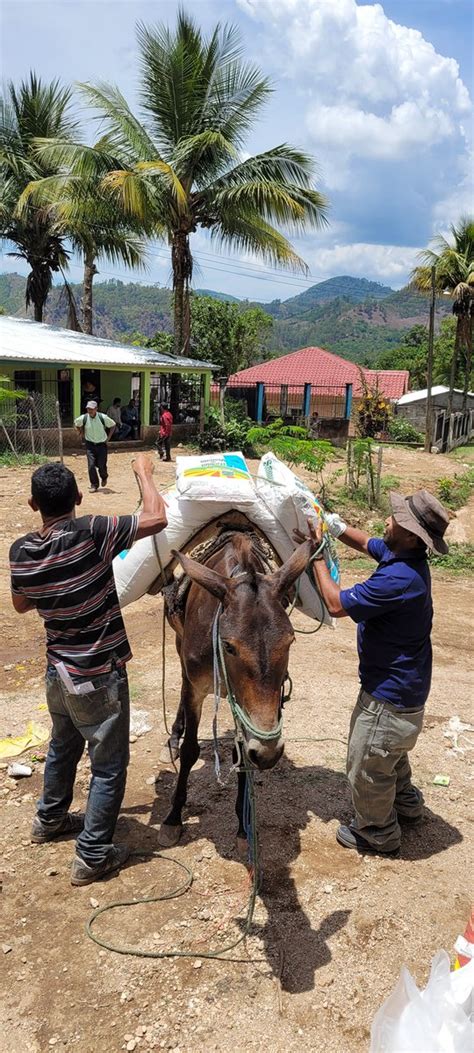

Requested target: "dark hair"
[
  {"left": 31, "top": 463, "right": 79, "bottom": 517},
  {"left": 160, "top": 403, "right": 169, "bottom": 412},
  {"left": 113, "top": 397, "right": 121, "bottom": 405}
]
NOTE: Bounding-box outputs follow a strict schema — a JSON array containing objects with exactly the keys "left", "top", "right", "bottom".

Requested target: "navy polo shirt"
[{"left": 340, "top": 538, "right": 433, "bottom": 709}]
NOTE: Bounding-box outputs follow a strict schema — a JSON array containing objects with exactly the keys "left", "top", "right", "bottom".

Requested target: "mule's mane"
[{"left": 230, "top": 532, "right": 267, "bottom": 588}]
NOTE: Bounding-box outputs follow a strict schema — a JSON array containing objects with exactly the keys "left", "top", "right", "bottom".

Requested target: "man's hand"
[
  {"left": 293, "top": 517, "right": 323, "bottom": 554},
  {"left": 132, "top": 453, "right": 155, "bottom": 477},
  {"left": 325, "top": 512, "right": 347, "bottom": 538}
]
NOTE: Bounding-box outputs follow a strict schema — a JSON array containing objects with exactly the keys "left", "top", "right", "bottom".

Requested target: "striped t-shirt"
[{"left": 10, "top": 514, "right": 138, "bottom": 678}]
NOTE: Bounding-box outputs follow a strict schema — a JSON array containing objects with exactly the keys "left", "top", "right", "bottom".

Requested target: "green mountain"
[{"left": 0, "top": 271, "right": 451, "bottom": 365}]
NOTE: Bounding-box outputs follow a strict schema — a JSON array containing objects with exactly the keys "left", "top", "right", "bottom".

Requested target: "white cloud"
[
  {"left": 239, "top": 0, "right": 471, "bottom": 165},
  {"left": 304, "top": 241, "right": 420, "bottom": 285}
]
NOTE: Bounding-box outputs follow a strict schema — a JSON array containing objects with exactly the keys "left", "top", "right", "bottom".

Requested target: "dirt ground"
[{"left": 0, "top": 446, "right": 473, "bottom": 1053}]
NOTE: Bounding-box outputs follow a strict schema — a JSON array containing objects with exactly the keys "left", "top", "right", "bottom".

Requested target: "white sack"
[
  {"left": 370, "top": 952, "right": 474, "bottom": 1053},
  {"left": 113, "top": 452, "right": 338, "bottom": 626},
  {"left": 176, "top": 451, "right": 255, "bottom": 503},
  {"left": 113, "top": 490, "right": 232, "bottom": 607},
  {"left": 256, "top": 452, "right": 339, "bottom": 581}
]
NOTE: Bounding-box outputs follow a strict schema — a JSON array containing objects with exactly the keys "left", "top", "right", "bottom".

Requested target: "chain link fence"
[{"left": 0, "top": 392, "right": 63, "bottom": 463}]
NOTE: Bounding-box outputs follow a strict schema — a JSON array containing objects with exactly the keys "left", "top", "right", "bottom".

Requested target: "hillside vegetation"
[{"left": 0, "top": 272, "right": 450, "bottom": 364}]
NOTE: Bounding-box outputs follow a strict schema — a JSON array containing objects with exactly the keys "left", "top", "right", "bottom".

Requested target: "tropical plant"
[
  {"left": 247, "top": 418, "right": 333, "bottom": 498},
  {"left": 356, "top": 371, "right": 391, "bottom": 438},
  {"left": 0, "top": 74, "right": 79, "bottom": 321},
  {"left": 18, "top": 144, "right": 148, "bottom": 334},
  {"left": 412, "top": 217, "right": 474, "bottom": 413},
  {"left": 32, "top": 13, "right": 328, "bottom": 355}
]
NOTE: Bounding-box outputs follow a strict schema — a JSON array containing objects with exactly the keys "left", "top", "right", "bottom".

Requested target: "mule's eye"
[{"left": 223, "top": 640, "right": 236, "bottom": 656}]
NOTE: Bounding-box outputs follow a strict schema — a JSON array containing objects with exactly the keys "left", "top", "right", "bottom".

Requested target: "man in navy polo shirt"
[{"left": 296, "top": 489, "right": 450, "bottom": 856}]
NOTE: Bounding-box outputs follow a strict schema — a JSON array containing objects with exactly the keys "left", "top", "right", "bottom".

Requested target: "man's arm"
[
  {"left": 324, "top": 513, "right": 371, "bottom": 555},
  {"left": 294, "top": 519, "right": 348, "bottom": 617},
  {"left": 132, "top": 454, "right": 168, "bottom": 539}
]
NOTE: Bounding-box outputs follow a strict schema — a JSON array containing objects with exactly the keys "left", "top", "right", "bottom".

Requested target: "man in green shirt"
[{"left": 74, "top": 401, "right": 116, "bottom": 492}]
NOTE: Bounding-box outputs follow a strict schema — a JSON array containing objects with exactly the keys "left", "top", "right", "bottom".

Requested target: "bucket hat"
[{"left": 390, "top": 489, "right": 450, "bottom": 555}]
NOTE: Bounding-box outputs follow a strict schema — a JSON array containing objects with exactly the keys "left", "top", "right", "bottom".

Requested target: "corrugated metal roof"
[
  {"left": 0, "top": 316, "right": 216, "bottom": 371},
  {"left": 228, "top": 345, "right": 409, "bottom": 399},
  {"left": 396, "top": 385, "right": 473, "bottom": 404}
]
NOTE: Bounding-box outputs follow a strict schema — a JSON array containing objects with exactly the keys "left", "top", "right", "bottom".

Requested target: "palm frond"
[
  {"left": 78, "top": 82, "right": 157, "bottom": 162},
  {"left": 209, "top": 211, "right": 308, "bottom": 273}
]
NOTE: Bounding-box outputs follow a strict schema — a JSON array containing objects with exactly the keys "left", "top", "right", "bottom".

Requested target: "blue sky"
[{"left": 1, "top": 0, "right": 472, "bottom": 301}]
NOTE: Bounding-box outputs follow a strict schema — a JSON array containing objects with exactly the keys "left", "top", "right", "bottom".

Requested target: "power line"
[{"left": 9, "top": 201, "right": 332, "bottom": 294}]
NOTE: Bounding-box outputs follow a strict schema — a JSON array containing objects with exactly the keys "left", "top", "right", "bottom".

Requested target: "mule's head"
[{"left": 174, "top": 539, "right": 312, "bottom": 771}]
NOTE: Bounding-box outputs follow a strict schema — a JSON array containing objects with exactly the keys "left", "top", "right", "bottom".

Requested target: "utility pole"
[{"left": 425, "top": 265, "right": 436, "bottom": 453}]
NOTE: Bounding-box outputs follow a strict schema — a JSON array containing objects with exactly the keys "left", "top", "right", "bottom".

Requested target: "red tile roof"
[{"left": 228, "top": 346, "right": 409, "bottom": 399}]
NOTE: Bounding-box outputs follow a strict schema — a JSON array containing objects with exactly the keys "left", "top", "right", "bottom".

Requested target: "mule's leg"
[
  {"left": 235, "top": 754, "right": 248, "bottom": 860},
  {"left": 158, "top": 679, "right": 205, "bottom": 848},
  {"left": 159, "top": 634, "right": 185, "bottom": 763},
  {"left": 159, "top": 698, "right": 185, "bottom": 763}
]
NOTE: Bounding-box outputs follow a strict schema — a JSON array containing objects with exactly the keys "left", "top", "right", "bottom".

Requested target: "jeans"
[
  {"left": 111, "top": 424, "right": 131, "bottom": 441},
  {"left": 347, "top": 688, "right": 424, "bottom": 851},
  {"left": 38, "top": 664, "right": 130, "bottom": 865},
  {"left": 85, "top": 441, "right": 108, "bottom": 488}
]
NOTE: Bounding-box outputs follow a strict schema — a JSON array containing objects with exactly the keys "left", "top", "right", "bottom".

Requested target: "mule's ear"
[
  {"left": 270, "top": 540, "right": 312, "bottom": 598},
  {"left": 172, "top": 550, "right": 231, "bottom": 603}
]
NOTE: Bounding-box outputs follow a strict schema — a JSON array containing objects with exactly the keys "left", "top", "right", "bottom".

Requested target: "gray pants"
[{"left": 347, "top": 688, "right": 424, "bottom": 851}]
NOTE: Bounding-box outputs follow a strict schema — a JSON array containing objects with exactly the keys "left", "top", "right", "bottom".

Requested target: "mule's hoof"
[
  {"left": 236, "top": 835, "right": 248, "bottom": 861},
  {"left": 158, "top": 742, "right": 180, "bottom": 764},
  {"left": 157, "top": 823, "right": 182, "bottom": 848}
]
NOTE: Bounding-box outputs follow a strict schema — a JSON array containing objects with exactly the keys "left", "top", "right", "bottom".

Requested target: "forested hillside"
[{"left": 0, "top": 272, "right": 451, "bottom": 364}]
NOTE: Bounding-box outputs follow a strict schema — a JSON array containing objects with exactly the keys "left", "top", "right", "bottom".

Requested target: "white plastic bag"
[
  {"left": 176, "top": 451, "right": 255, "bottom": 503},
  {"left": 370, "top": 952, "right": 474, "bottom": 1053}
]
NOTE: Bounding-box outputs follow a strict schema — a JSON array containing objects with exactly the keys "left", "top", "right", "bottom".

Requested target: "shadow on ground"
[{"left": 118, "top": 743, "right": 462, "bottom": 994}]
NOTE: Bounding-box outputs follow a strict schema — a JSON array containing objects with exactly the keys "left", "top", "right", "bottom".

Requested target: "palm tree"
[
  {"left": 0, "top": 74, "right": 78, "bottom": 321},
  {"left": 32, "top": 13, "right": 328, "bottom": 355},
  {"left": 412, "top": 218, "right": 474, "bottom": 414},
  {"left": 20, "top": 177, "right": 148, "bottom": 334}
]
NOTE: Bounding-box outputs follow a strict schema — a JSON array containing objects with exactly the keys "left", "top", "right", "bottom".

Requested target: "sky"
[{"left": 1, "top": 0, "right": 473, "bottom": 301}]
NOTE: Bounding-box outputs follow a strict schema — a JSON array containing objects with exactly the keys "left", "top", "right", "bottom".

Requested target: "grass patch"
[
  {"left": 430, "top": 543, "right": 474, "bottom": 574},
  {"left": 449, "top": 444, "right": 474, "bottom": 465},
  {"left": 0, "top": 452, "right": 49, "bottom": 467}
]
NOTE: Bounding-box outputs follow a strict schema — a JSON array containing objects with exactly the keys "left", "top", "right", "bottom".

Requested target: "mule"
[{"left": 158, "top": 531, "right": 312, "bottom": 849}]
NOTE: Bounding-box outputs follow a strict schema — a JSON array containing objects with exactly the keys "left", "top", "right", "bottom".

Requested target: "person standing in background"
[
  {"left": 157, "top": 403, "right": 173, "bottom": 461},
  {"left": 74, "top": 401, "right": 115, "bottom": 492}
]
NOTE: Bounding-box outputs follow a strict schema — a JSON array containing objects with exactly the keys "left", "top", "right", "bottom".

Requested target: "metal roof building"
[{"left": 0, "top": 316, "right": 215, "bottom": 439}]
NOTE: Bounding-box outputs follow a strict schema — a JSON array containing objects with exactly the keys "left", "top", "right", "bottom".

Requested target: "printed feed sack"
[
  {"left": 176, "top": 451, "right": 255, "bottom": 504},
  {"left": 113, "top": 490, "right": 236, "bottom": 607}
]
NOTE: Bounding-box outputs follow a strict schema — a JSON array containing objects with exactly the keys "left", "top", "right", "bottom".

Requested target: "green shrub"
[
  {"left": 388, "top": 417, "right": 423, "bottom": 444},
  {"left": 430, "top": 543, "right": 474, "bottom": 573},
  {"left": 437, "top": 469, "right": 474, "bottom": 510},
  {"left": 198, "top": 406, "right": 254, "bottom": 455}
]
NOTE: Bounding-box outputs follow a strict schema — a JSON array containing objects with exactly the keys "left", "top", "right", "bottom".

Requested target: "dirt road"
[{"left": 0, "top": 448, "right": 472, "bottom": 1053}]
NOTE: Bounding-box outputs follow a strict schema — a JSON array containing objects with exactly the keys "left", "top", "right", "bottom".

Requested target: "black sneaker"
[
  {"left": 70, "top": 843, "right": 130, "bottom": 886},
  {"left": 336, "top": 824, "right": 400, "bottom": 858},
  {"left": 31, "top": 812, "right": 85, "bottom": 844},
  {"left": 100, "top": 476, "right": 108, "bottom": 487}
]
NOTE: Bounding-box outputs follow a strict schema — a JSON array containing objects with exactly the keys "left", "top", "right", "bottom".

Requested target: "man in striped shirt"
[{"left": 9, "top": 455, "right": 167, "bottom": 886}]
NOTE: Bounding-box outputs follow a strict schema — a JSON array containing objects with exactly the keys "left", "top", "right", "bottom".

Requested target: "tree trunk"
[
  {"left": 462, "top": 312, "right": 472, "bottom": 413},
  {"left": 34, "top": 302, "right": 43, "bottom": 322},
  {"left": 171, "top": 231, "right": 192, "bottom": 357},
  {"left": 447, "top": 318, "right": 462, "bottom": 420},
  {"left": 83, "top": 251, "right": 98, "bottom": 335}
]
